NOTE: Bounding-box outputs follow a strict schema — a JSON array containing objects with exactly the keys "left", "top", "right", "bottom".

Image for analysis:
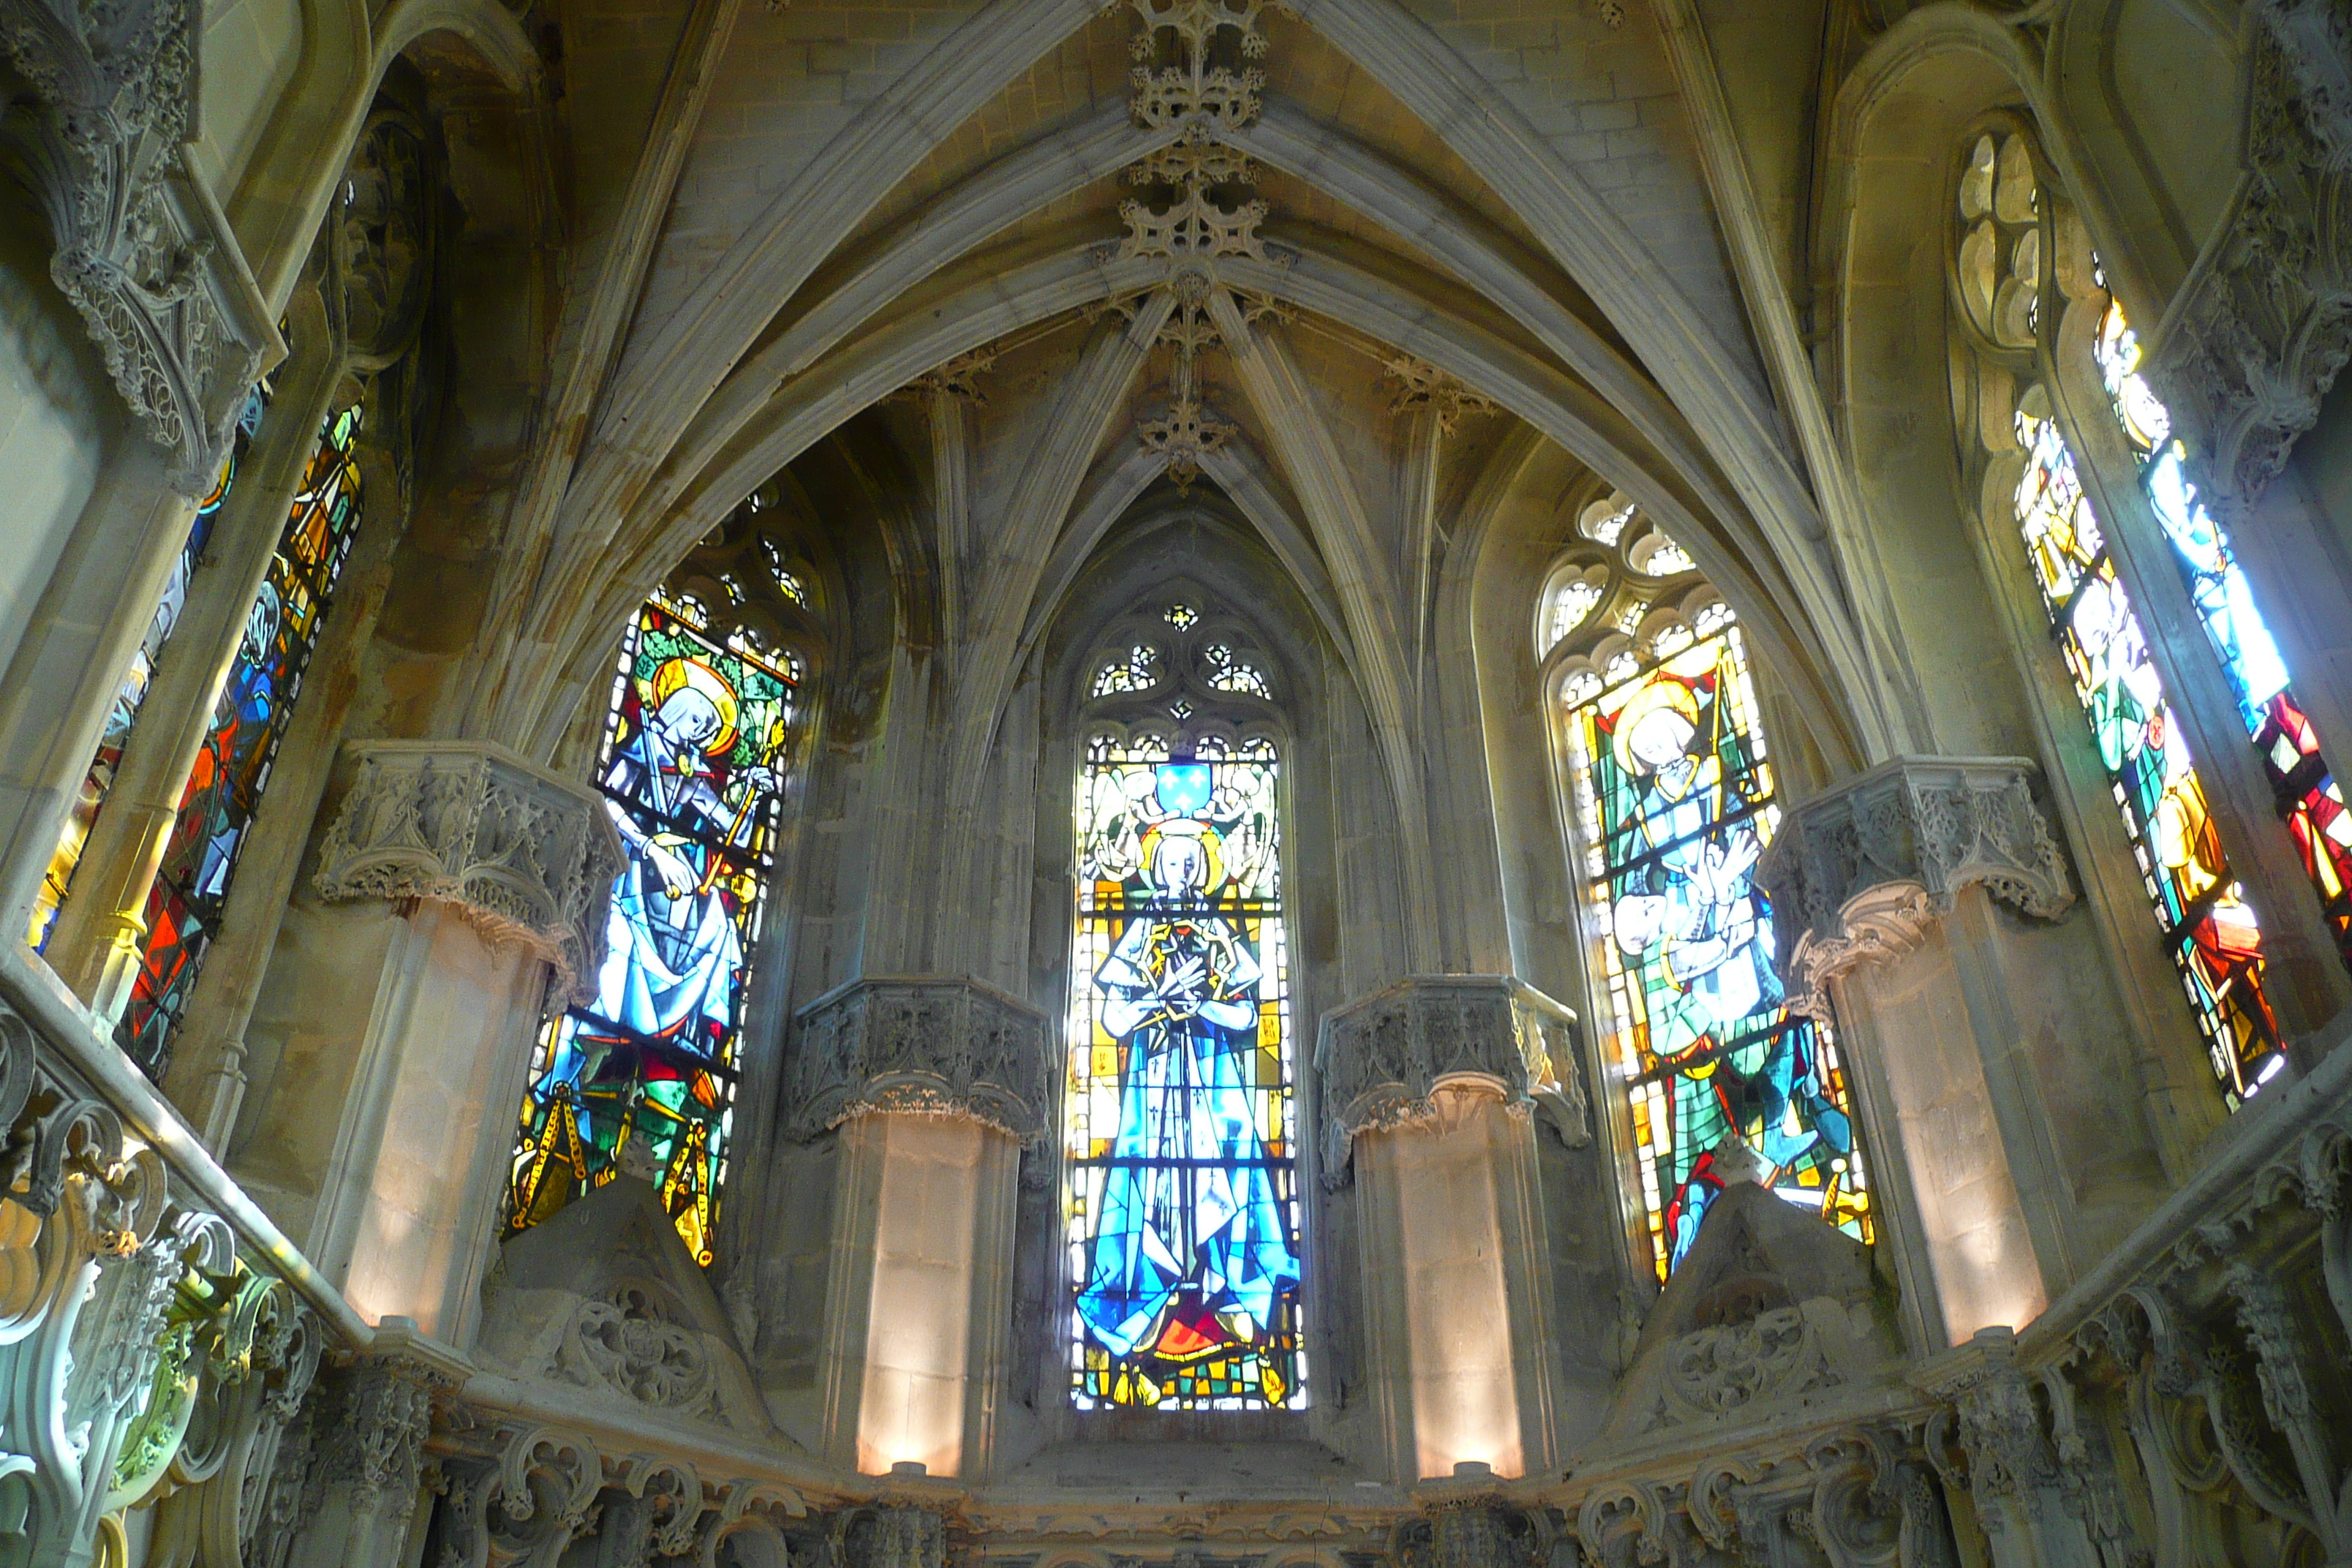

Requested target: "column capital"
[
  {"left": 312, "top": 741, "right": 625, "bottom": 1002},
  {"left": 1759, "top": 757, "right": 2074, "bottom": 1019},
  {"left": 785, "top": 975, "right": 1052, "bottom": 1143},
  {"left": 1315, "top": 974, "right": 1588, "bottom": 1169}
]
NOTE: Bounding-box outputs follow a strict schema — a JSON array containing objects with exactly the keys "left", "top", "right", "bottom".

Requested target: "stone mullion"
[
  {"left": 2046, "top": 329, "right": 2352, "bottom": 1046},
  {"left": 43, "top": 290, "right": 350, "bottom": 1021}
]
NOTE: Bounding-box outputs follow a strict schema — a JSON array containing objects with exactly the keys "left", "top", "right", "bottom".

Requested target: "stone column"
[
  {"left": 1318, "top": 976, "right": 1587, "bottom": 1484},
  {"left": 1759, "top": 758, "right": 2114, "bottom": 1353},
  {"left": 788, "top": 976, "right": 1049, "bottom": 1480},
  {"left": 231, "top": 740, "right": 619, "bottom": 1345},
  {"left": 1918, "top": 1329, "right": 2105, "bottom": 1568},
  {"left": 280, "top": 1323, "right": 467, "bottom": 1568}
]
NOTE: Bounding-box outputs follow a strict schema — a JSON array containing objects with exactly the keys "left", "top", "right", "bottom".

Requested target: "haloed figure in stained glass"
[
  {"left": 1069, "top": 743, "right": 1300, "bottom": 1409},
  {"left": 1578, "top": 640, "right": 1855, "bottom": 1270}
]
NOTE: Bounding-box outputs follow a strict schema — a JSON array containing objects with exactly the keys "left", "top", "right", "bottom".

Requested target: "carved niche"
[
  {"left": 312, "top": 741, "right": 625, "bottom": 1001},
  {"left": 1757, "top": 757, "right": 2074, "bottom": 1019},
  {"left": 0, "top": 0, "right": 280, "bottom": 493},
  {"left": 1315, "top": 975, "right": 1590, "bottom": 1170},
  {"left": 784, "top": 976, "right": 1052, "bottom": 1143}
]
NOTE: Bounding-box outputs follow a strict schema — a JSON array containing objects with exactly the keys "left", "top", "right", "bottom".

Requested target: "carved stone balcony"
[
  {"left": 312, "top": 741, "right": 624, "bottom": 1000},
  {"left": 1757, "top": 755, "right": 2075, "bottom": 1017},
  {"left": 1315, "top": 974, "right": 1588, "bottom": 1169},
  {"left": 784, "top": 975, "right": 1052, "bottom": 1143}
]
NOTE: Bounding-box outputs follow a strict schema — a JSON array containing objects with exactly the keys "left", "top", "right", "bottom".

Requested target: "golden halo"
[
  {"left": 1139, "top": 819, "right": 1223, "bottom": 894},
  {"left": 1610, "top": 676, "right": 1700, "bottom": 777},
  {"left": 650, "top": 656, "right": 741, "bottom": 755}
]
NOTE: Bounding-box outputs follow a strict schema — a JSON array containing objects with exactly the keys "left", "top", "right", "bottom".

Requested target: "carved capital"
[
  {"left": 785, "top": 975, "right": 1052, "bottom": 1143},
  {"left": 0, "top": 0, "right": 280, "bottom": 493},
  {"left": 313, "top": 741, "right": 625, "bottom": 1003},
  {"left": 1759, "top": 758, "right": 2073, "bottom": 1019},
  {"left": 1314, "top": 975, "right": 1588, "bottom": 1170}
]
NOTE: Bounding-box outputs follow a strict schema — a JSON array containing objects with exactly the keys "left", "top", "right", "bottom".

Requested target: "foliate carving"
[
  {"left": 2144, "top": 18, "right": 2352, "bottom": 525},
  {"left": 1662, "top": 1305, "right": 1836, "bottom": 1421},
  {"left": 1392, "top": 1496, "right": 1537, "bottom": 1568},
  {"left": 429, "top": 1423, "right": 603, "bottom": 1568},
  {"left": 837, "top": 1502, "right": 949, "bottom": 1568},
  {"left": 549, "top": 1279, "right": 730, "bottom": 1421},
  {"left": 1385, "top": 356, "right": 1499, "bottom": 436},
  {"left": 786, "top": 975, "right": 1052, "bottom": 1142},
  {"left": 313, "top": 741, "right": 625, "bottom": 1002},
  {"left": 1759, "top": 758, "right": 2073, "bottom": 1018},
  {"left": 0, "top": 0, "right": 278, "bottom": 494},
  {"left": 1314, "top": 975, "right": 1588, "bottom": 1169},
  {"left": 1139, "top": 393, "right": 1236, "bottom": 486}
]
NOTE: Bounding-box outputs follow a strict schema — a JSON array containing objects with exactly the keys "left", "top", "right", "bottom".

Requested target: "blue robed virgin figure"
[{"left": 1072, "top": 756, "right": 1300, "bottom": 1406}]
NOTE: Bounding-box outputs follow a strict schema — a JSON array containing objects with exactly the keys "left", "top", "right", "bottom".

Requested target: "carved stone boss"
[
  {"left": 0, "top": 0, "right": 282, "bottom": 493},
  {"left": 1315, "top": 975, "right": 1590, "bottom": 1169},
  {"left": 1758, "top": 757, "right": 2074, "bottom": 1019},
  {"left": 785, "top": 976, "right": 1052, "bottom": 1144},
  {"left": 312, "top": 741, "right": 625, "bottom": 1002}
]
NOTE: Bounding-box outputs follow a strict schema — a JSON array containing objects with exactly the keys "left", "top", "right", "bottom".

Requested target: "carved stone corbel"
[
  {"left": 0, "top": 0, "right": 281, "bottom": 494},
  {"left": 1315, "top": 975, "right": 1588, "bottom": 1172},
  {"left": 312, "top": 741, "right": 625, "bottom": 1004},
  {"left": 2144, "top": 15, "right": 2352, "bottom": 526},
  {"left": 427, "top": 1422, "right": 603, "bottom": 1568},
  {"left": 784, "top": 975, "right": 1052, "bottom": 1144},
  {"left": 1758, "top": 758, "right": 2073, "bottom": 1019}
]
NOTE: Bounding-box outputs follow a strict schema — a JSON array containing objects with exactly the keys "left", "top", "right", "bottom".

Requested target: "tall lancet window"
[
  {"left": 1543, "top": 497, "right": 1869, "bottom": 1279},
  {"left": 121, "top": 399, "right": 367, "bottom": 1077},
  {"left": 508, "top": 574, "right": 800, "bottom": 1264},
  {"left": 1066, "top": 605, "right": 1300, "bottom": 1410},
  {"left": 1950, "top": 130, "right": 2339, "bottom": 1105}
]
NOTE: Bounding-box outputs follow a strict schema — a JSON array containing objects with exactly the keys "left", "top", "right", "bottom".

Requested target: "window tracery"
[
  {"left": 1064, "top": 605, "right": 1299, "bottom": 1409},
  {"left": 1542, "top": 501, "right": 1869, "bottom": 1278},
  {"left": 1948, "top": 128, "right": 2337, "bottom": 1106},
  {"left": 508, "top": 509, "right": 814, "bottom": 1264}
]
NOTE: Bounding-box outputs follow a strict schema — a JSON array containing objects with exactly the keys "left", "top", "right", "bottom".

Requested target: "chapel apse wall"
[{"left": 0, "top": 1, "right": 2350, "bottom": 1565}]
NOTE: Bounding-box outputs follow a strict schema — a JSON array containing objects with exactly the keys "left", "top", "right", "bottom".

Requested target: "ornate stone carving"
[
  {"left": 312, "top": 741, "right": 625, "bottom": 1001},
  {"left": 548, "top": 1279, "right": 733, "bottom": 1422},
  {"left": 1660, "top": 1305, "right": 1837, "bottom": 1422},
  {"left": 429, "top": 1422, "right": 604, "bottom": 1568},
  {"left": 1315, "top": 975, "right": 1588, "bottom": 1169},
  {"left": 786, "top": 975, "right": 1052, "bottom": 1142},
  {"left": 0, "top": 0, "right": 279, "bottom": 493},
  {"left": 2144, "top": 18, "right": 2352, "bottom": 526},
  {"left": 1392, "top": 1495, "right": 1538, "bottom": 1568},
  {"left": 1758, "top": 757, "right": 2073, "bottom": 1019},
  {"left": 1385, "top": 356, "right": 1498, "bottom": 435}
]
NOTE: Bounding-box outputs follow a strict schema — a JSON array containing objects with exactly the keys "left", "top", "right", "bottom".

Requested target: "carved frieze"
[
  {"left": 1757, "top": 757, "right": 2073, "bottom": 1018},
  {"left": 312, "top": 741, "right": 625, "bottom": 1001},
  {"left": 1315, "top": 975, "right": 1588, "bottom": 1169},
  {"left": 786, "top": 975, "right": 1052, "bottom": 1143},
  {"left": 0, "top": 0, "right": 280, "bottom": 493}
]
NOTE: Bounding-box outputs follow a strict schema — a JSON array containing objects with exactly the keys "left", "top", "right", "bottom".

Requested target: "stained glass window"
[
  {"left": 118, "top": 401, "right": 364, "bottom": 1078},
  {"left": 29, "top": 383, "right": 273, "bottom": 951},
  {"left": 1544, "top": 569, "right": 1605, "bottom": 654},
  {"left": 1092, "top": 645, "right": 1162, "bottom": 697},
  {"left": 2008, "top": 396, "right": 2283, "bottom": 1103},
  {"left": 1202, "top": 645, "right": 1271, "bottom": 698},
  {"left": 1561, "top": 625, "right": 1869, "bottom": 1277},
  {"left": 508, "top": 592, "right": 796, "bottom": 1264},
  {"left": 2093, "top": 300, "right": 2352, "bottom": 969},
  {"left": 1066, "top": 734, "right": 1301, "bottom": 1409}
]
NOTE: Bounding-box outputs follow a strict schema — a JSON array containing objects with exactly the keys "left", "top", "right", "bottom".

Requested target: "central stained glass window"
[
  {"left": 1561, "top": 625, "right": 1869, "bottom": 1278},
  {"left": 1066, "top": 734, "right": 1301, "bottom": 1410},
  {"left": 508, "top": 591, "right": 796, "bottom": 1263}
]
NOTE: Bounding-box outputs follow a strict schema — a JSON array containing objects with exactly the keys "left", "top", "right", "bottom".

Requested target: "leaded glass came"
[
  {"left": 2094, "top": 301, "right": 2352, "bottom": 968},
  {"left": 1561, "top": 624, "right": 1869, "bottom": 1278},
  {"left": 1066, "top": 734, "right": 1301, "bottom": 1410},
  {"left": 29, "top": 382, "right": 271, "bottom": 951},
  {"left": 118, "top": 400, "right": 363, "bottom": 1078},
  {"left": 2009, "top": 396, "right": 2283, "bottom": 1102},
  {"left": 508, "top": 592, "right": 796, "bottom": 1264}
]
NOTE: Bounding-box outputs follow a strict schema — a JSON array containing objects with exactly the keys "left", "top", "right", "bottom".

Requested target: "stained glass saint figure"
[
  {"left": 1565, "top": 630, "right": 1867, "bottom": 1275},
  {"left": 1068, "top": 741, "right": 1300, "bottom": 1409},
  {"left": 510, "top": 596, "right": 794, "bottom": 1263}
]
